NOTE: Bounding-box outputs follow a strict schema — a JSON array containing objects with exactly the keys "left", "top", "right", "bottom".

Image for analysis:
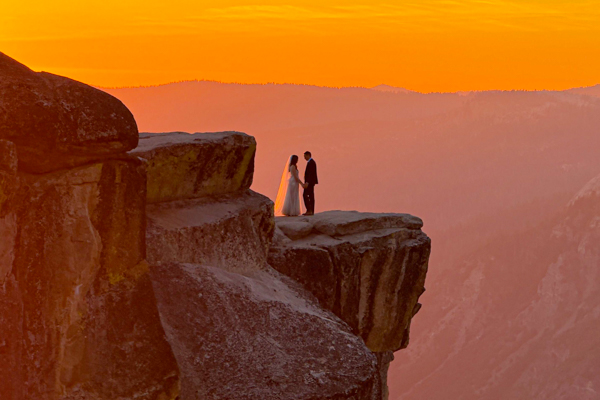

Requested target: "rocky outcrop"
[
  {"left": 131, "top": 131, "right": 255, "bottom": 203},
  {"left": 269, "top": 212, "right": 431, "bottom": 353},
  {"left": 141, "top": 130, "right": 274, "bottom": 274},
  {"left": 0, "top": 52, "right": 138, "bottom": 173},
  {"left": 0, "top": 55, "right": 177, "bottom": 400},
  {"left": 268, "top": 212, "right": 430, "bottom": 399},
  {"left": 0, "top": 54, "right": 430, "bottom": 400},
  {"left": 151, "top": 263, "right": 379, "bottom": 400},
  {"left": 140, "top": 131, "right": 383, "bottom": 399}
]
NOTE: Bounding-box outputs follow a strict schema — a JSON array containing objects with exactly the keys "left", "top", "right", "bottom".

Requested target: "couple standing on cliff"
[{"left": 274, "top": 151, "right": 318, "bottom": 217}]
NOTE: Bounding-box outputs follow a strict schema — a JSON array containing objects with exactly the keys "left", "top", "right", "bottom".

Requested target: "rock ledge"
[{"left": 269, "top": 211, "right": 430, "bottom": 353}]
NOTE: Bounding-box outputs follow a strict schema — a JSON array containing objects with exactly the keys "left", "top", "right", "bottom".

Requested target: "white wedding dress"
[{"left": 274, "top": 157, "right": 303, "bottom": 217}]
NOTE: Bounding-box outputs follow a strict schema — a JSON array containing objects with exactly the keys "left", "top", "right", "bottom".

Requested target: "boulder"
[
  {"left": 150, "top": 262, "right": 380, "bottom": 400},
  {"left": 12, "top": 159, "right": 178, "bottom": 399},
  {"left": 147, "top": 190, "right": 274, "bottom": 274},
  {"left": 269, "top": 211, "right": 431, "bottom": 353},
  {"left": 0, "top": 52, "right": 138, "bottom": 173},
  {"left": 130, "top": 131, "right": 255, "bottom": 203}
]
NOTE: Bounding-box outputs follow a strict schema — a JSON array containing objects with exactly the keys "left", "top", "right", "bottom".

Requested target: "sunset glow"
[{"left": 2, "top": 0, "right": 599, "bottom": 92}]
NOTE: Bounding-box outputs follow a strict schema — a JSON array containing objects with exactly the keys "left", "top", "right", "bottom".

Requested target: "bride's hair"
[{"left": 290, "top": 155, "right": 299, "bottom": 167}]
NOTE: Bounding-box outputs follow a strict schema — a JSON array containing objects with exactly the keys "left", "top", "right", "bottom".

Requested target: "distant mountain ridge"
[
  {"left": 101, "top": 80, "right": 600, "bottom": 95},
  {"left": 567, "top": 84, "right": 600, "bottom": 98},
  {"left": 370, "top": 84, "right": 416, "bottom": 94}
]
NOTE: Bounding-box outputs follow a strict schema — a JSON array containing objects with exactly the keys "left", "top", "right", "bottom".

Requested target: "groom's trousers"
[{"left": 303, "top": 184, "right": 315, "bottom": 214}]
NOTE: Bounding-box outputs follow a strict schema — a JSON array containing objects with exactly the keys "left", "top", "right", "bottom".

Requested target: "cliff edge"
[{"left": 0, "top": 53, "right": 431, "bottom": 400}]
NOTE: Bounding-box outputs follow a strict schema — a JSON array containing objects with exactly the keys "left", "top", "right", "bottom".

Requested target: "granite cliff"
[{"left": 0, "top": 52, "right": 431, "bottom": 400}]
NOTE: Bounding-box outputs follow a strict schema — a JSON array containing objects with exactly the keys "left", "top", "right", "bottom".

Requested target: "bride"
[{"left": 274, "top": 155, "right": 305, "bottom": 216}]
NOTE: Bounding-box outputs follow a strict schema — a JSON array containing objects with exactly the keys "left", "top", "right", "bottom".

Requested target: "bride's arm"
[{"left": 291, "top": 166, "right": 303, "bottom": 184}]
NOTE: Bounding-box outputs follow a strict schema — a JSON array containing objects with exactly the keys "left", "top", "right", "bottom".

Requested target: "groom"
[{"left": 302, "top": 151, "right": 318, "bottom": 216}]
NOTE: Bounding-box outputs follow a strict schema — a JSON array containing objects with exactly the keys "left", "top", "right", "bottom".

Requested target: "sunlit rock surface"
[
  {"left": 0, "top": 52, "right": 138, "bottom": 173},
  {"left": 130, "top": 131, "right": 255, "bottom": 203},
  {"left": 269, "top": 211, "right": 431, "bottom": 353}
]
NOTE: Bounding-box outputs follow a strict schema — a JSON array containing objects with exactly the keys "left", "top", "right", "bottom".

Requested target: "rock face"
[
  {"left": 0, "top": 54, "right": 178, "bottom": 400},
  {"left": 147, "top": 190, "right": 273, "bottom": 273},
  {"left": 151, "top": 263, "right": 378, "bottom": 400},
  {"left": 0, "top": 52, "right": 138, "bottom": 173},
  {"left": 131, "top": 131, "right": 255, "bottom": 203},
  {"left": 140, "top": 132, "right": 383, "bottom": 399},
  {"left": 269, "top": 211, "right": 431, "bottom": 353},
  {"left": 0, "top": 140, "right": 22, "bottom": 400},
  {"left": 0, "top": 55, "right": 430, "bottom": 400},
  {"left": 11, "top": 160, "right": 178, "bottom": 400},
  {"left": 0, "top": 140, "right": 18, "bottom": 273}
]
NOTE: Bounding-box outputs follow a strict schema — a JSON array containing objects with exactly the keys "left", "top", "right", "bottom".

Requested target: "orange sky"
[{"left": 1, "top": 0, "right": 599, "bottom": 92}]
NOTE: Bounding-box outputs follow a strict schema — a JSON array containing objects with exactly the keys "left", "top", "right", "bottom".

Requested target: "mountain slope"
[{"left": 390, "top": 174, "right": 600, "bottom": 400}]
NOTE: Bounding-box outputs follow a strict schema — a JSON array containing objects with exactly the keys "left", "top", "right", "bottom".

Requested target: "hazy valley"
[{"left": 106, "top": 81, "right": 600, "bottom": 399}]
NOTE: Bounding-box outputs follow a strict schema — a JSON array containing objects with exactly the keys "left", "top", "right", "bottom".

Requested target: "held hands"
[{"left": 302, "top": 182, "right": 308, "bottom": 189}]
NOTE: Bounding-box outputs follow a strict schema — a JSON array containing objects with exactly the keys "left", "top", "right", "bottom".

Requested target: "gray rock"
[
  {"left": 272, "top": 225, "right": 292, "bottom": 246},
  {"left": 374, "top": 352, "right": 394, "bottom": 400},
  {"left": 147, "top": 190, "right": 274, "bottom": 274},
  {"left": 311, "top": 211, "right": 424, "bottom": 237},
  {"left": 150, "top": 262, "right": 380, "bottom": 400},
  {"left": 0, "top": 53, "right": 138, "bottom": 173},
  {"left": 130, "top": 131, "right": 256, "bottom": 203},
  {"left": 276, "top": 217, "right": 315, "bottom": 240},
  {"left": 269, "top": 211, "right": 431, "bottom": 353},
  {"left": 10, "top": 160, "right": 178, "bottom": 399}
]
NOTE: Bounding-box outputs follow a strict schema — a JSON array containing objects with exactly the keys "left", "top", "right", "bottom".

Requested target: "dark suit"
[{"left": 303, "top": 158, "right": 318, "bottom": 214}]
